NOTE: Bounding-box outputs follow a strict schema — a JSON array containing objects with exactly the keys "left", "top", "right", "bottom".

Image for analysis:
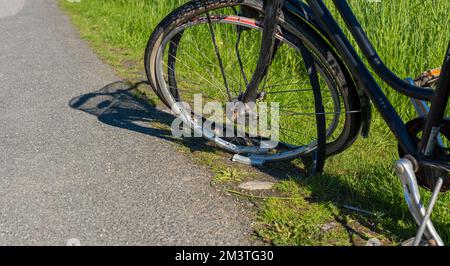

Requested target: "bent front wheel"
[{"left": 145, "top": 0, "right": 362, "bottom": 160}]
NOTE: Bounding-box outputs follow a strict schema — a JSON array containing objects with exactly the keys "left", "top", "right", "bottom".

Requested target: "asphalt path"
[{"left": 0, "top": 0, "right": 253, "bottom": 245}]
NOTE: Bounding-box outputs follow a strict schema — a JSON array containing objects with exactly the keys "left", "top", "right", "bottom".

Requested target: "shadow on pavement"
[
  {"left": 69, "top": 80, "right": 181, "bottom": 142},
  {"left": 69, "top": 80, "right": 215, "bottom": 153}
]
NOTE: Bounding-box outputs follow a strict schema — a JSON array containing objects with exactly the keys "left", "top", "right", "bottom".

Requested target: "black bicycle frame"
[{"left": 303, "top": 0, "right": 450, "bottom": 157}]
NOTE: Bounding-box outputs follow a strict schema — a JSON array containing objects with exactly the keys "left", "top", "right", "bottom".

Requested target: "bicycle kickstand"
[{"left": 393, "top": 158, "right": 445, "bottom": 246}]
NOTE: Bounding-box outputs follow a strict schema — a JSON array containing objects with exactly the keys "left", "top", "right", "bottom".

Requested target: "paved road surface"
[{"left": 0, "top": 0, "right": 253, "bottom": 245}]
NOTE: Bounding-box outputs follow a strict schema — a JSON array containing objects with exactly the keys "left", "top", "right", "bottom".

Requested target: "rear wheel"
[{"left": 145, "top": 0, "right": 362, "bottom": 160}]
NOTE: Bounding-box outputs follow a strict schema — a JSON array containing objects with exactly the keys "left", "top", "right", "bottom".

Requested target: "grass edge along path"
[{"left": 60, "top": 0, "right": 450, "bottom": 246}]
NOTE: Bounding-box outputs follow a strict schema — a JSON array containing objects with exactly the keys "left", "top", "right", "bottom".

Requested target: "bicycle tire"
[{"left": 144, "top": 0, "right": 363, "bottom": 158}]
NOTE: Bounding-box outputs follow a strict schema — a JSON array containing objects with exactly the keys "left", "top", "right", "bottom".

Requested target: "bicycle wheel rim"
[{"left": 153, "top": 12, "right": 347, "bottom": 158}]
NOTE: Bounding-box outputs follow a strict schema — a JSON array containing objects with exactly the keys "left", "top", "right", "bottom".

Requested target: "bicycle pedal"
[
  {"left": 414, "top": 67, "right": 441, "bottom": 88},
  {"left": 405, "top": 68, "right": 441, "bottom": 117}
]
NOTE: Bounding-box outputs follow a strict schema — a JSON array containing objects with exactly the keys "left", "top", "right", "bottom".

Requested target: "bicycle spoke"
[
  {"left": 265, "top": 88, "right": 313, "bottom": 94},
  {"left": 235, "top": 28, "right": 248, "bottom": 93},
  {"left": 168, "top": 42, "right": 228, "bottom": 91},
  {"left": 206, "top": 12, "right": 232, "bottom": 101},
  {"left": 169, "top": 39, "right": 244, "bottom": 98},
  {"left": 163, "top": 60, "right": 229, "bottom": 101},
  {"left": 280, "top": 110, "right": 361, "bottom": 117}
]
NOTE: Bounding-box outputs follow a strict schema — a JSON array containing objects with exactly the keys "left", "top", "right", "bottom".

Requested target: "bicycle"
[{"left": 145, "top": 0, "right": 450, "bottom": 246}]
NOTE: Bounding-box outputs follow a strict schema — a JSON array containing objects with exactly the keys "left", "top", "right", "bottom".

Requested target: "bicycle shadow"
[
  {"left": 69, "top": 80, "right": 448, "bottom": 245},
  {"left": 68, "top": 80, "right": 216, "bottom": 152},
  {"left": 69, "top": 80, "right": 176, "bottom": 142}
]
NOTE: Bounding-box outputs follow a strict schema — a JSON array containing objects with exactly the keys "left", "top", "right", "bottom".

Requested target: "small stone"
[
  {"left": 366, "top": 238, "right": 382, "bottom": 246},
  {"left": 238, "top": 181, "right": 274, "bottom": 191},
  {"left": 66, "top": 238, "right": 81, "bottom": 246},
  {"left": 319, "top": 222, "right": 337, "bottom": 231}
]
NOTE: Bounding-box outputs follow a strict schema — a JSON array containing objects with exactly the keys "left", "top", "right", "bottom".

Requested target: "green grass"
[{"left": 61, "top": 0, "right": 450, "bottom": 245}]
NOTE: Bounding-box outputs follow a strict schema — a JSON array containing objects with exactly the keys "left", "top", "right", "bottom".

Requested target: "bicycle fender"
[
  {"left": 359, "top": 90, "right": 372, "bottom": 138},
  {"left": 284, "top": 0, "right": 372, "bottom": 138}
]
